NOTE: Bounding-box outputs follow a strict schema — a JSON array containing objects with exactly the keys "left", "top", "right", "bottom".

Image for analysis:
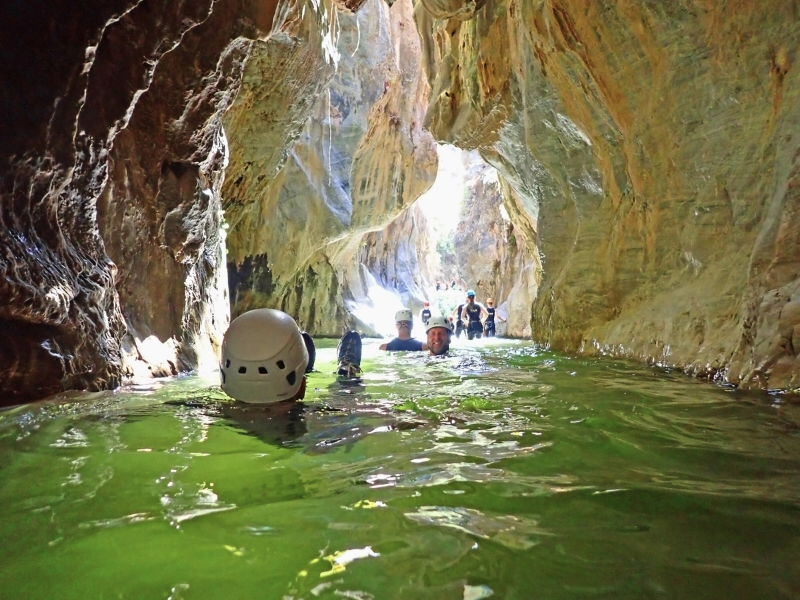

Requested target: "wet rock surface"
[
  {"left": 452, "top": 154, "right": 539, "bottom": 338},
  {"left": 0, "top": 0, "right": 322, "bottom": 404},
  {"left": 354, "top": 202, "right": 439, "bottom": 323},
  {"left": 223, "top": 0, "right": 437, "bottom": 335},
  {"left": 416, "top": 0, "right": 800, "bottom": 389}
]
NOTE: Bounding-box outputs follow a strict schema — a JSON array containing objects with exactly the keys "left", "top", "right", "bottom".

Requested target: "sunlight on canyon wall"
[{"left": 415, "top": 0, "right": 800, "bottom": 389}]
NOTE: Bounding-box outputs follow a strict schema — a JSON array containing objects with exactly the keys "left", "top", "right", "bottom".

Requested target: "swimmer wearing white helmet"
[
  {"left": 220, "top": 309, "right": 312, "bottom": 403},
  {"left": 379, "top": 308, "right": 429, "bottom": 352},
  {"left": 424, "top": 315, "right": 452, "bottom": 356}
]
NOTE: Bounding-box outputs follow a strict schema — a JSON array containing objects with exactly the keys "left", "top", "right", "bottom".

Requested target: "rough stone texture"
[
  {"left": 335, "top": 0, "right": 371, "bottom": 12},
  {"left": 224, "top": 0, "right": 438, "bottom": 335},
  {"left": 453, "top": 153, "right": 539, "bottom": 337},
  {"left": 97, "top": 14, "right": 254, "bottom": 380},
  {"left": 355, "top": 203, "right": 438, "bottom": 318},
  {"left": 416, "top": 0, "right": 800, "bottom": 389},
  {"left": 419, "top": 0, "right": 479, "bottom": 20},
  {"left": 0, "top": 0, "right": 342, "bottom": 404}
]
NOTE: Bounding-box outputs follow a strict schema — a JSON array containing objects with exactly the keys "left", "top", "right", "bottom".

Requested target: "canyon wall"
[
  {"left": 355, "top": 203, "right": 438, "bottom": 318},
  {"left": 452, "top": 153, "right": 539, "bottom": 337},
  {"left": 0, "top": 0, "right": 436, "bottom": 404},
  {"left": 223, "top": 0, "right": 438, "bottom": 335},
  {"left": 416, "top": 0, "right": 800, "bottom": 389},
  {"left": 0, "top": 0, "right": 356, "bottom": 403},
  {"left": 5, "top": 0, "right": 800, "bottom": 403}
]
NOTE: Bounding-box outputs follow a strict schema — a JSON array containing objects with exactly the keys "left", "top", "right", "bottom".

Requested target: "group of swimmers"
[
  {"left": 219, "top": 291, "right": 506, "bottom": 405},
  {"left": 450, "top": 289, "right": 506, "bottom": 340},
  {"left": 415, "top": 290, "right": 506, "bottom": 341},
  {"left": 219, "top": 307, "right": 455, "bottom": 404}
]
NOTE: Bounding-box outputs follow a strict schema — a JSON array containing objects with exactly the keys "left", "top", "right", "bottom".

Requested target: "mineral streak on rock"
[
  {"left": 416, "top": 0, "right": 800, "bottom": 389},
  {"left": 224, "top": 0, "right": 438, "bottom": 335}
]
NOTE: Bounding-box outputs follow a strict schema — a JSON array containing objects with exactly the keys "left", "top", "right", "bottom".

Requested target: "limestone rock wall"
[
  {"left": 0, "top": 0, "right": 342, "bottom": 403},
  {"left": 416, "top": 0, "right": 800, "bottom": 389},
  {"left": 452, "top": 153, "right": 539, "bottom": 337},
  {"left": 356, "top": 203, "right": 437, "bottom": 313},
  {"left": 97, "top": 11, "right": 251, "bottom": 380},
  {"left": 224, "top": 0, "right": 438, "bottom": 335}
]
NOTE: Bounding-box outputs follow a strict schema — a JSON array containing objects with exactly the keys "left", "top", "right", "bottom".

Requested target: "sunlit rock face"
[
  {"left": 0, "top": 0, "right": 338, "bottom": 403},
  {"left": 416, "top": 1, "right": 800, "bottom": 389},
  {"left": 352, "top": 203, "right": 439, "bottom": 328},
  {"left": 224, "top": 0, "right": 438, "bottom": 335},
  {"left": 452, "top": 153, "right": 539, "bottom": 338}
]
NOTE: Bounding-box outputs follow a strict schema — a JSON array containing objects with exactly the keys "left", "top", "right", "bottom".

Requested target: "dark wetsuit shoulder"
[
  {"left": 485, "top": 307, "right": 495, "bottom": 322},
  {"left": 385, "top": 337, "right": 424, "bottom": 351}
]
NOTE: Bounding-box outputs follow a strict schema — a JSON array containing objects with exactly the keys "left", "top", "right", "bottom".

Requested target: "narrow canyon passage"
[
  {"left": 2, "top": 2, "right": 800, "bottom": 597},
  {"left": 1, "top": 0, "right": 799, "bottom": 402}
]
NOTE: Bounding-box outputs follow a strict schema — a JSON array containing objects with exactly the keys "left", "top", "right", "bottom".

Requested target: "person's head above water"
[
  {"left": 466, "top": 289, "right": 476, "bottom": 304},
  {"left": 486, "top": 297, "right": 494, "bottom": 306},
  {"left": 425, "top": 315, "right": 451, "bottom": 355},
  {"left": 220, "top": 308, "right": 309, "bottom": 404},
  {"left": 394, "top": 308, "right": 414, "bottom": 339}
]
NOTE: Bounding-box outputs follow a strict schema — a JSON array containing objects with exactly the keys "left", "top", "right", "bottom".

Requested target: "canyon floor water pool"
[{"left": 1, "top": 338, "right": 799, "bottom": 599}]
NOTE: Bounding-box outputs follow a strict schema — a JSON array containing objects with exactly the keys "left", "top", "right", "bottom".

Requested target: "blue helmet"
[{"left": 466, "top": 289, "right": 475, "bottom": 297}]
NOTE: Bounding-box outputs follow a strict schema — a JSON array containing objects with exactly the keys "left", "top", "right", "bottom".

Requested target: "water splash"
[{"left": 345, "top": 273, "right": 408, "bottom": 335}]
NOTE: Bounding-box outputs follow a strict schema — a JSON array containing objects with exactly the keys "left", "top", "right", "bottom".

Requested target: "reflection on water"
[{"left": 1, "top": 339, "right": 799, "bottom": 599}]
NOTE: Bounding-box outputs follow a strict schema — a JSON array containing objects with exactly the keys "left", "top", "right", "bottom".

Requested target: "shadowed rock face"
[
  {"left": 416, "top": 0, "right": 800, "bottom": 389},
  {"left": 0, "top": 0, "right": 340, "bottom": 404},
  {"left": 1, "top": 0, "right": 233, "bottom": 403}
]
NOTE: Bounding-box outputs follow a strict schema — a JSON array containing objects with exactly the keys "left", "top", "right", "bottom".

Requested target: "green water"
[{"left": 1, "top": 339, "right": 799, "bottom": 599}]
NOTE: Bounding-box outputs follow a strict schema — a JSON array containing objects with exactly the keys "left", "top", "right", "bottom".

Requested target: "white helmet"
[
  {"left": 425, "top": 315, "right": 451, "bottom": 333},
  {"left": 220, "top": 309, "right": 309, "bottom": 403},
  {"left": 395, "top": 309, "right": 413, "bottom": 322}
]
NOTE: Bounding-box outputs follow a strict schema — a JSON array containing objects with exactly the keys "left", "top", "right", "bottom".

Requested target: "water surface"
[{"left": 1, "top": 339, "right": 799, "bottom": 599}]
